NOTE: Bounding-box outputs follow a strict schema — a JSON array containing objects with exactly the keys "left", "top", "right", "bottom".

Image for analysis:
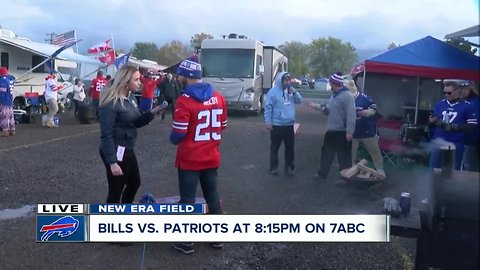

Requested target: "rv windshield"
[{"left": 201, "top": 49, "right": 254, "bottom": 78}]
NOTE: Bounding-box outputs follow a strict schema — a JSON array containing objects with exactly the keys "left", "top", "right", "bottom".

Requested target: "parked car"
[{"left": 314, "top": 78, "right": 331, "bottom": 92}]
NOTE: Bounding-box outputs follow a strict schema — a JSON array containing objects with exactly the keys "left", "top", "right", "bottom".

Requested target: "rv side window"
[
  {"left": 1, "top": 52, "right": 8, "bottom": 69},
  {"left": 256, "top": 55, "right": 262, "bottom": 75},
  {"left": 32, "top": 55, "right": 47, "bottom": 73}
]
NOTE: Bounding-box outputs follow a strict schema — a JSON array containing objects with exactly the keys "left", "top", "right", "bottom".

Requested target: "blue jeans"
[
  {"left": 178, "top": 168, "right": 222, "bottom": 214},
  {"left": 429, "top": 142, "right": 464, "bottom": 170}
]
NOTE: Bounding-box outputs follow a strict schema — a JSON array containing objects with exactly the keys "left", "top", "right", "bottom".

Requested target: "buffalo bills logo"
[{"left": 40, "top": 216, "right": 79, "bottom": 241}]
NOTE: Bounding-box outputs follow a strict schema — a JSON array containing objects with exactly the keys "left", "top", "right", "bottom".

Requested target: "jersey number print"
[{"left": 194, "top": 109, "right": 223, "bottom": 141}]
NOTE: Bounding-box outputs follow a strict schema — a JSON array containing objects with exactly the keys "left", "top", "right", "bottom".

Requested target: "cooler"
[{"left": 25, "top": 92, "right": 40, "bottom": 106}]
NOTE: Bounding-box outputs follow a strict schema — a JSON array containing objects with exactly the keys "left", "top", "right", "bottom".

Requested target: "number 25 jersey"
[{"left": 172, "top": 88, "right": 227, "bottom": 170}]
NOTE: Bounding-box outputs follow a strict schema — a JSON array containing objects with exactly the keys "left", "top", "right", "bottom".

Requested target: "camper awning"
[
  {"left": 355, "top": 36, "right": 479, "bottom": 81},
  {"left": 0, "top": 36, "right": 98, "bottom": 64},
  {"left": 445, "top": 25, "right": 480, "bottom": 39}
]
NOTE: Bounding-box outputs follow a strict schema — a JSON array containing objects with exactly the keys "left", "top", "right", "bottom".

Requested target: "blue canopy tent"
[
  {"left": 353, "top": 36, "right": 480, "bottom": 124},
  {"left": 364, "top": 36, "right": 479, "bottom": 81}
]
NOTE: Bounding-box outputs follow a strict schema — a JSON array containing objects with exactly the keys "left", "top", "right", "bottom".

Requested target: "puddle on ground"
[{"left": 0, "top": 205, "right": 35, "bottom": 221}]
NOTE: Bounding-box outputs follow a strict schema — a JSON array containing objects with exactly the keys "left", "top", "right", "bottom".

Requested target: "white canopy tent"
[{"left": 445, "top": 25, "right": 480, "bottom": 39}]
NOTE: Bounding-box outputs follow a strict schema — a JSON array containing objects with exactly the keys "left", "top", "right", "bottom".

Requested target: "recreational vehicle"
[
  {"left": 0, "top": 29, "right": 100, "bottom": 117},
  {"left": 200, "top": 34, "right": 287, "bottom": 114}
]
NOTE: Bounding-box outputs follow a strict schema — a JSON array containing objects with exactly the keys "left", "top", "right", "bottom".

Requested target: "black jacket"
[
  {"left": 159, "top": 79, "right": 179, "bottom": 100},
  {"left": 99, "top": 96, "right": 154, "bottom": 164}
]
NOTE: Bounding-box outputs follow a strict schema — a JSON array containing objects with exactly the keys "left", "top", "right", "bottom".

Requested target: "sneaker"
[
  {"left": 174, "top": 243, "right": 195, "bottom": 254},
  {"left": 376, "top": 169, "right": 386, "bottom": 180},
  {"left": 210, "top": 242, "right": 224, "bottom": 249},
  {"left": 269, "top": 168, "right": 279, "bottom": 175}
]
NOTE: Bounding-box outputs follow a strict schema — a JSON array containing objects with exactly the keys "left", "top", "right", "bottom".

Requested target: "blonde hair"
[
  {"left": 345, "top": 79, "right": 358, "bottom": 96},
  {"left": 99, "top": 65, "right": 138, "bottom": 108}
]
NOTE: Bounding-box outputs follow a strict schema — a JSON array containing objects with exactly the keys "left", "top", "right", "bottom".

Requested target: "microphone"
[
  {"left": 160, "top": 100, "right": 169, "bottom": 109},
  {"left": 153, "top": 100, "right": 169, "bottom": 115}
]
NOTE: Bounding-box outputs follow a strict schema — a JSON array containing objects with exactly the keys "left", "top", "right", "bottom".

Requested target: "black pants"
[
  {"left": 270, "top": 125, "right": 295, "bottom": 171},
  {"left": 92, "top": 99, "right": 99, "bottom": 120},
  {"left": 73, "top": 99, "right": 83, "bottom": 120},
  {"left": 100, "top": 149, "right": 141, "bottom": 203},
  {"left": 159, "top": 96, "right": 175, "bottom": 119},
  {"left": 178, "top": 168, "right": 222, "bottom": 214},
  {"left": 318, "top": 130, "right": 352, "bottom": 178}
]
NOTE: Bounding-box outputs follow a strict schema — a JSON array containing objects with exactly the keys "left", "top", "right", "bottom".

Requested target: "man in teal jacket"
[{"left": 264, "top": 72, "right": 302, "bottom": 176}]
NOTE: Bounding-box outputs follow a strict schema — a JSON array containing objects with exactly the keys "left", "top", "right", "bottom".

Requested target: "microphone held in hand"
[
  {"left": 151, "top": 100, "right": 169, "bottom": 115},
  {"left": 160, "top": 100, "right": 169, "bottom": 109}
]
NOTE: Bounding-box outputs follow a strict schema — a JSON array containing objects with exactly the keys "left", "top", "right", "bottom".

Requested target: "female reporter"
[{"left": 99, "top": 65, "right": 164, "bottom": 203}]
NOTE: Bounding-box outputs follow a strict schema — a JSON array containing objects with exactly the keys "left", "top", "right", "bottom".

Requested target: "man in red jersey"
[
  {"left": 88, "top": 70, "right": 107, "bottom": 120},
  {"left": 170, "top": 55, "right": 227, "bottom": 254},
  {"left": 139, "top": 71, "right": 161, "bottom": 112}
]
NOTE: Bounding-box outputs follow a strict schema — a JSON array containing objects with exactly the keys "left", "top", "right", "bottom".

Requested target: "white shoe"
[{"left": 376, "top": 169, "right": 386, "bottom": 179}]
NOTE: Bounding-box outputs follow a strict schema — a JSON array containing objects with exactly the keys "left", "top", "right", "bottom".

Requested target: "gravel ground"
[{"left": 0, "top": 99, "right": 420, "bottom": 269}]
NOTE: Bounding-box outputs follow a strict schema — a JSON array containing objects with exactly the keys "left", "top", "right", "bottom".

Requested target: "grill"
[{"left": 391, "top": 147, "right": 479, "bottom": 269}]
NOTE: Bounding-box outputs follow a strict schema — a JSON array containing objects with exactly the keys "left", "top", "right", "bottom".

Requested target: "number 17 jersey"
[{"left": 172, "top": 90, "right": 227, "bottom": 170}]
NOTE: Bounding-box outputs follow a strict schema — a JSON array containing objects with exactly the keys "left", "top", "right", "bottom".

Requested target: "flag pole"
[
  {"left": 74, "top": 30, "right": 79, "bottom": 54},
  {"left": 110, "top": 33, "right": 116, "bottom": 73},
  {"left": 74, "top": 30, "right": 81, "bottom": 78},
  {"left": 16, "top": 39, "right": 81, "bottom": 80}
]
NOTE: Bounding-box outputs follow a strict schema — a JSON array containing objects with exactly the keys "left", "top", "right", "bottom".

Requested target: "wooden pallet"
[
  {"left": 340, "top": 159, "right": 368, "bottom": 179},
  {"left": 357, "top": 163, "right": 386, "bottom": 180},
  {"left": 340, "top": 159, "right": 385, "bottom": 182}
]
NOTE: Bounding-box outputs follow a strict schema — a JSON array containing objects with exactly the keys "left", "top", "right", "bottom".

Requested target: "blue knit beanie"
[{"left": 176, "top": 54, "right": 201, "bottom": 79}]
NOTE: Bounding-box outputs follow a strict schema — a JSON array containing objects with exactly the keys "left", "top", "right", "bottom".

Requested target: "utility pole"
[{"left": 45, "top": 32, "right": 56, "bottom": 44}]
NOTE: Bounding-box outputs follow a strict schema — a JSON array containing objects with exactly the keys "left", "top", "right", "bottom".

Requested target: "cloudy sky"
[{"left": 2, "top": 0, "right": 479, "bottom": 54}]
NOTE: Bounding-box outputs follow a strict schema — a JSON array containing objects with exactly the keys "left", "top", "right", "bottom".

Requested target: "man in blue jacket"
[{"left": 264, "top": 72, "right": 302, "bottom": 176}]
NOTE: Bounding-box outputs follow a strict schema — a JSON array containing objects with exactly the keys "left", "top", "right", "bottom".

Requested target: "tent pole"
[{"left": 414, "top": 77, "right": 421, "bottom": 125}]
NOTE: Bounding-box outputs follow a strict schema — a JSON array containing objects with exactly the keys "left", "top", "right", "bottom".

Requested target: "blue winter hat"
[
  {"left": 139, "top": 192, "right": 157, "bottom": 204},
  {"left": 176, "top": 54, "right": 201, "bottom": 79},
  {"left": 329, "top": 72, "right": 344, "bottom": 87}
]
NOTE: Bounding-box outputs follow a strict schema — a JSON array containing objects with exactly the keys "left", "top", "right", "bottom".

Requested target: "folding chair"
[{"left": 377, "top": 118, "right": 404, "bottom": 168}]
